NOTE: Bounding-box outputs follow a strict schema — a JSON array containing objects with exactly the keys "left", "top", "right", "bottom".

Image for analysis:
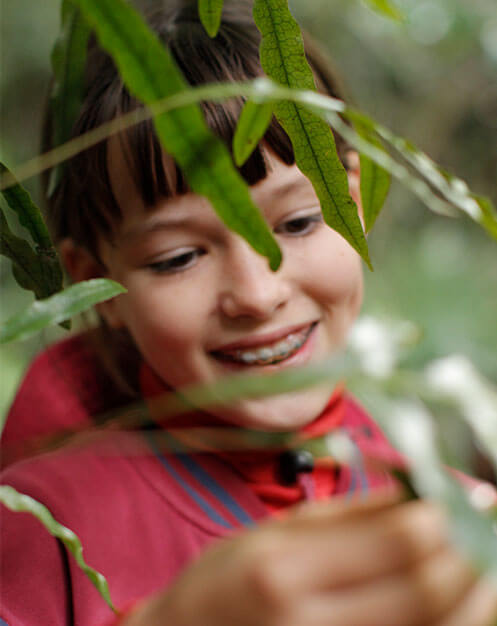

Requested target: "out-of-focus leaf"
[
  {"left": 0, "top": 485, "right": 116, "bottom": 611},
  {"left": 72, "top": 0, "right": 282, "bottom": 270},
  {"left": 0, "top": 279, "right": 126, "bottom": 344},
  {"left": 361, "top": 0, "right": 405, "bottom": 21},
  {"left": 352, "top": 389, "right": 497, "bottom": 581},
  {"left": 321, "top": 108, "right": 497, "bottom": 238},
  {"left": 2, "top": 77, "right": 495, "bottom": 243},
  {"left": 473, "top": 195, "right": 497, "bottom": 240},
  {"left": 48, "top": 0, "right": 91, "bottom": 196},
  {"left": 233, "top": 100, "right": 274, "bottom": 166},
  {"left": 425, "top": 356, "right": 497, "bottom": 471},
  {"left": 357, "top": 115, "right": 497, "bottom": 239},
  {"left": 353, "top": 119, "right": 391, "bottom": 232},
  {"left": 253, "top": 0, "right": 371, "bottom": 269},
  {"left": 198, "top": 0, "right": 224, "bottom": 38}
]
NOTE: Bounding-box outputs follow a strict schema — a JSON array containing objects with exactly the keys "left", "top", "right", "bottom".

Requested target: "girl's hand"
[{"left": 124, "top": 492, "right": 497, "bottom": 626}]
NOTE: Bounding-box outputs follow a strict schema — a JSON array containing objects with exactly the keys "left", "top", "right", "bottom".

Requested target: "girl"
[{"left": 1, "top": 1, "right": 496, "bottom": 625}]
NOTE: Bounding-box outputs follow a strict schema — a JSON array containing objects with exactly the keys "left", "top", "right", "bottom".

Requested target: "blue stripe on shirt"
[
  {"left": 144, "top": 431, "right": 233, "bottom": 529},
  {"left": 167, "top": 435, "right": 254, "bottom": 527}
]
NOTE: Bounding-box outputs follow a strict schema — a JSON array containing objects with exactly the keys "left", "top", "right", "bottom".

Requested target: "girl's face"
[{"left": 98, "top": 149, "right": 363, "bottom": 431}]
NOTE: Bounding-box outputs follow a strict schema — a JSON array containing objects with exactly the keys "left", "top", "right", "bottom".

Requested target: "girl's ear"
[
  {"left": 59, "top": 238, "right": 125, "bottom": 329},
  {"left": 59, "top": 238, "right": 103, "bottom": 282}
]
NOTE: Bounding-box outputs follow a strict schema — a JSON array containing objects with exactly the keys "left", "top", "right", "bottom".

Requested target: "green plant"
[{"left": 0, "top": 0, "right": 496, "bottom": 614}]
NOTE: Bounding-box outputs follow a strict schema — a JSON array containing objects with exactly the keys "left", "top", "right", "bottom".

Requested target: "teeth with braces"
[{"left": 215, "top": 326, "right": 313, "bottom": 365}]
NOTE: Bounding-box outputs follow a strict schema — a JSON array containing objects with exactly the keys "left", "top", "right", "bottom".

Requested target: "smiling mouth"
[{"left": 211, "top": 322, "right": 317, "bottom": 366}]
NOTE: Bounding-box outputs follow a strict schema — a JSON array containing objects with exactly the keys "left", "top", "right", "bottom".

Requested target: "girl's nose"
[{"left": 219, "top": 240, "right": 291, "bottom": 320}]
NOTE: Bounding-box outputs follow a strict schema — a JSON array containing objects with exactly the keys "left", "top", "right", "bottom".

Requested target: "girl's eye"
[
  {"left": 147, "top": 249, "right": 205, "bottom": 274},
  {"left": 275, "top": 213, "right": 323, "bottom": 236}
]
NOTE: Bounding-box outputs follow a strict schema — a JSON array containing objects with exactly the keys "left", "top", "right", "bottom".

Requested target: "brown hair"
[
  {"left": 43, "top": 0, "right": 351, "bottom": 397},
  {"left": 44, "top": 0, "right": 349, "bottom": 254}
]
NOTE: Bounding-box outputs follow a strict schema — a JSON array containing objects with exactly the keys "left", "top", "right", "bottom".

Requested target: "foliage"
[
  {"left": 0, "top": 162, "right": 63, "bottom": 300},
  {"left": 0, "top": 485, "right": 116, "bottom": 612},
  {"left": 233, "top": 100, "right": 275, "bottom": 166},
  {"left": 0, "top": 0, "right": 496, "bottom": 613},
  {"left": 48, "top": 0, "right": 90, "bottom": 195},
  {"left": 253, "top": 0, "right": 371, "bottom": 267},
  {"left": 198, "top": 0, "right": 224, "bottom": 37},
  {"left": 0, "top": 279, "right": 126, "bottom": 344},
  {"left": 72, "top": 0, "right": 282, "bottom": 270}
]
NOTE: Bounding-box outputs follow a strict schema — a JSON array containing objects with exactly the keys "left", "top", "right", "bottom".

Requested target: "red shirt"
[{"left": 1, "top": 334, "right": 403, "bottom": 625}]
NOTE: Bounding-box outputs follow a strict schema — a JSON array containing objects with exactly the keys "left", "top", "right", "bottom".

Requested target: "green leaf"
[
  {"left": 352, "top": 389, "right": 497, "bottom": 581},
  {"left": 473, "top": 194, "right": 497, "bottom": 241},
  {"left": 233, "top": 100, "right": 274, "bottom": 166},
  {"left": 72, "top": 0, "right": 282, "bottom": 270},
  {"left": 49, "top": 1, "right": 91, "bottom": 195},
  {"left": 0, "top": 279, "right": 126, "bottom": 344},
  {"left": 353, "top": 119, "right": 391, "bottom": 232},
  {"left": 361, "top": 0, "right": 405, "bottom": 21},
  {"left": 0, "top": 162, "right": 53, "bottom": 250},
  {"left": 0, "top": 209, "right": 42, "bottom": 294},
  {"left": 253, "top": 0, "right": 371, "bottom": 269},
  {"left": 0, "top": 162, "right": 64, "bottom": 299},
  {"left": 198, "top": 0, "right": 224, "bottom": 38},
  {"left": 0, "top": 485, "right": 116, "bottom": 612},
  {"left": 424, "top": 356, "right": 497, "bottom": 472}
]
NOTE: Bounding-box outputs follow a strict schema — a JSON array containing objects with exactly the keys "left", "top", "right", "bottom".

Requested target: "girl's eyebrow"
[
  {"left": 122, "top": 176, "right": 314, "bottom": 242},
  {"left": 121, "top": 214, "right": 202, "bottom": 243}
]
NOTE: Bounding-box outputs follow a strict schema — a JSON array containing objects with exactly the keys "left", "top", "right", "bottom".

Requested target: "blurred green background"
[{"left": 1, "top": 0, "right": 496, "bottom": 429}]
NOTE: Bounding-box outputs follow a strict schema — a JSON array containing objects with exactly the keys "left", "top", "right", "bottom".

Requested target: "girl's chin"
[{"left": 207, "top": 385, "right": 334, "bottom": 432}]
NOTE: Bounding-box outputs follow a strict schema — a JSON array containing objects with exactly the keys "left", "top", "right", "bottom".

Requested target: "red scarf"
[{"left": 140, "top": 364, "right": 348, "bottom": 514}]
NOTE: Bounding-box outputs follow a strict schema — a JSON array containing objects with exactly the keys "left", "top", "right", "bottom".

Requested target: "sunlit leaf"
[
  {"left": 359, "top": 116, "right": 497, "bottom": 238},
  {"left": 353, "top": 119, "right": 391, "bottom": 232},
  {"left": 0, "top": 279, "right": 126, "bottom": 344},
  {"left": 48, "top": 0, "right": 91, "bottom": 195},
  {"left": 198, "top": 0, "right": 224, "bottom": 38},
  {"left": 2, "top": 77, "right": 496, "bottom": 243},
  {"left": 352, "top": 389, "right": 497, "bottom": 581},
  {"left": 425, "top": 356, "right": 497, "bottom": 471},
  {"left": 72, "top": 0, "right": 282, "bottom": 270},
  {"left": 233, "top": 100, "right": 274, "bottom": 166},
  {"left": 0, "top": 485, "right": 116, "bottom": 611},
  {"left": 253, "top": 0, "right": 371, "bottom": 268},
  {"left": 361, "top": 0, "right": 405, "bottom": 21}
]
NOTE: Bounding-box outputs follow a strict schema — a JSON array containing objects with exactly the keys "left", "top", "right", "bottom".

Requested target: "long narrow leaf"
[
  {"left": 0, "top": 485, "right": 116, "bottom": 611},
  {"left": 354, "top": 119, "right": 391, "bottom": 232},
  {"left": 358, "top": 114, "right": 497, "bottom": 237},
  {"left": 72, "top": 0, "right": 281, "bottom": 270},
  {"left": 2, "top": 78, "right": 495, "bottom": 242},
  {"left": 0, "top": 162, "right": 64, "bottom": 298},
  {"left": 198, "top": 0, "right": 224, "bottom": 38},
  {"left": 233, "top": 100, "right": 274, "bottom": 166},
  {"left": 0, "top": 210, "right": 42, "bottom": 294},
  {"left": 49, "top": 0, "right": 91, "bottom": 195},
  {"left": 253, "top": 0, "right": 371, "bottom": 268},
  {"left": 361, "top": 0, "right": 405, "bottom": 21},
  {"left": 0, "top": 278, "right": 126, "bottom": 344},
  {"left": 352, "top": 388, "right": 497, "bottom": 581},
  {"left": 425, "top": 356, "right": 497, "bottom": 472},
  {"left": 0, "top": 163, "right": 53, "bottom": 250}
]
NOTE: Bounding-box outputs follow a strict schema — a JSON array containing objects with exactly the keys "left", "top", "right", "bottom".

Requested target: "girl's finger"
[
  {"left": 279, "top": 547, "right": 476, "bottom": 626},
  {"left": 284, "top": 487, "right": 401, "bottom": 527},
  {"left": 437, "top": 578, "right": 497, "bottom": 626},
  {"left": 251, "top": 500, "right": 448, "bottom": 595}
]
